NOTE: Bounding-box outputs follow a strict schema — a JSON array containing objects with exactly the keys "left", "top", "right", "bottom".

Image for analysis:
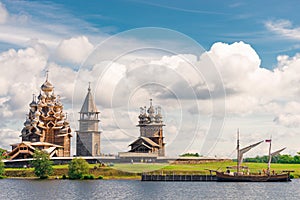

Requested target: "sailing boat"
[{"left": 216, "top": 130, "right": 291, "bottom": 182}]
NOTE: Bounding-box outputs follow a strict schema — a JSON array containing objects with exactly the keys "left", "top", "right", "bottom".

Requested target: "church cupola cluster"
[
  {"left": 9, "top": 74, "right": 72, "bottom": 160},
  {"left": 76, "top": 84, "right": 101, "bottom": 157},
  {"left": 129, "top": 99, "right": 166, "bottom": 156},
  {"left": 138, "top": 99, "right": 163, "bottom": 126}
]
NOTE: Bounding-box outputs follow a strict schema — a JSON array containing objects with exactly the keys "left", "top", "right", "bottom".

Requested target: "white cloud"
[
  {"left": 265, "top": 19, "right": 300, "bottom": 40},
  {"left": 0, "top": 14, "right": 300, "bottom": 157},
  {"left": 0, "top": 2, "right": 8, "bottom": 24},
  {"left": 0, "top": 44, "right": 48, "bottom": 108},
  {"left": 87, "top": 40, "right": 300, "bottom": 155},
  {"left": 0, "top": 129, "right": 20, "bottom": 150},
  {"left": 274, "top": 114, "right": 300, "bottom": 128},
  {"left": 55, "top": 36, "right": 94, "bottom": 64}
]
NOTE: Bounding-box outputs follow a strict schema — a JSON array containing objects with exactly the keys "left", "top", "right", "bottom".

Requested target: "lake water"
[{"left": 1, "top": 179, "right": 299, "bottom": 200}]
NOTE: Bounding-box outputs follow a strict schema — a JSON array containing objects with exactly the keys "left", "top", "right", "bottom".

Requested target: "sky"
[{"left": 0, "top": 0, "right": 300, "bottom": 158}]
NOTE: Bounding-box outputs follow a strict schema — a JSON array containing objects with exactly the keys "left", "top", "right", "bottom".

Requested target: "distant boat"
[{"left": 216, "top": 130, "right": 291, "bottom": 182}]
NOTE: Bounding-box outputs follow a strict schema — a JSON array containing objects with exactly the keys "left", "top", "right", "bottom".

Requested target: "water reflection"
[{"left": 0, "top": 179, "right": 299, "bottom": 200}]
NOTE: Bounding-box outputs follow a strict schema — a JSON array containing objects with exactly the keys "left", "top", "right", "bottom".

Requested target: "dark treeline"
[
  {"left": 244, "top": 153, "right": 300, "bottom": 164},
  {"left": 180, "top": 153, "right": 201, "bottom": 157}
]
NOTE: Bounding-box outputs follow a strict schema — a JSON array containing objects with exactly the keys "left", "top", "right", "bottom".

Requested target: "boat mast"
[
  {"left": 237, "top": 129, "right": 240, "bottom": 174},
  {"left": 267, "top": 139, "right": 272, "bottom": 175}
]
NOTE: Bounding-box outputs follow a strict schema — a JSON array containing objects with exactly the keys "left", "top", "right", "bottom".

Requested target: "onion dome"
[
  {"left": 142, "top": 106, "right": 147, "bottom": 116},
  {"left": 51, "top": 95, "right": 56, "bottom": 101},
  {"left": 29, "top": 100, "right": 37, "bottom": 107},
  {"left": 138, "top": 114, "right": 143, "bottom": 120},
  {"left": 21, "top": 127, "right": 27, "bottom": 135},
  {"left": 155, "top": 112, "right": 162, "bottom": 118},
  {"left": 41, "top": 79, "right": 54, "bottom": 92},
  {"left": 138, "top": 107, "right": 144, "bottom": 119},
  {"left": 61, "top": 113, "right": 65, "bottom": 118},
  {"left": 147, "top": 106, "right": 155, "bottom": 115},
  {"left": 50, "top": 89, "right": 56, "bottom": 100},
  {"left": 29, "top": 94, "right": 37, "bottom": 107},
  {"left": 34, "top": 111, "right": 40, "bottom": 117},
  {"left": 37, "top": 92, "right": 43, "bottom": 100},
  {"left": 24, "top": 117, "right": 31, "bottom": 128},
  {"left": 32, "top": 117, "right": 38, "bottom": 124},
  {"left": 155, "top": 113, "right": 161, "bottom": 121},
  {"left": 155, "top": 106, "right": 162, "bottom": 119},
  {"left": 147, "top": 99, "right": 155, "bottom": 116},
  {"left": 63, "top": 119, "right": 70, "bottom": 126}
]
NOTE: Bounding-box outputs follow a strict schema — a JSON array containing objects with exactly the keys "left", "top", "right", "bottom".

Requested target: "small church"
[
  {"left": 128, "top": 99, "right": 166, "bottom": 157},
  {"left": 76, "top": 84, "right": 101, "bottom": 157}
]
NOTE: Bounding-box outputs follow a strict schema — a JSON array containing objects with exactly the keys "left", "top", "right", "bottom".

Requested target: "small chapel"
[
  {"left": 8, "top": 75, "right": 72, "bottom": 160},
  {"left": 128, "top": 99, "right": 166, "bottom": 156}
]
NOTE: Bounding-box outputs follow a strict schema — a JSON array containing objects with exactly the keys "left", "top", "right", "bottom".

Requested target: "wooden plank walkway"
[{"left": 141, "top": 174, "right": 217, "bottom": 181}]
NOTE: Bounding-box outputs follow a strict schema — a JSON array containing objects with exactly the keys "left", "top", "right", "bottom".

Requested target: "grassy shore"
[{"left": 3, "top": 161, "right": 300, "bottom": 179}]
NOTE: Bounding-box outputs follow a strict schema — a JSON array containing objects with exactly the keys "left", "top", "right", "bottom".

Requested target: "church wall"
[
  {"left": 76, "top": 132, "right": 93, "bottom": 156},
  {"left": 79, "top": 121, "right": 99, "bottom": 132},
  {"left": 76, "top": 86, "right": 101, "bottom": 157},
  {"left": 93, "top": 133, "right": 101, "bottom": 156}
]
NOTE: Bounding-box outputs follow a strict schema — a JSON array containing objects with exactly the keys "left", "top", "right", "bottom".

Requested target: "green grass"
[
  {"left": 4, "top": 167, "right": 33, "bottom": 171},
  {"left": 4, "top": 161, "right": 300, "bottom": 179},
  {"left": 113, "top": 163, "right": 166, "bottom": 173},
  {"left": 112, "top": 162, "right": 300, "bottom": 177}
]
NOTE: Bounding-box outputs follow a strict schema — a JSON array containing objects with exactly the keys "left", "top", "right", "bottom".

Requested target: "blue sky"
[
  {"left": 0, "top": 0, "right": 300, "bottom": 157},
  {"left": 2, "top": 0, "right": 300, "bottom": 68},
  {"left": 10, "top": 0, "right": 300, "bottom": 68}
]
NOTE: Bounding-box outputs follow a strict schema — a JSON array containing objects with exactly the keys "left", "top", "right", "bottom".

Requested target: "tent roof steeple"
[{"left": 80, "top": 84, "right": 98, "bottom": 113}]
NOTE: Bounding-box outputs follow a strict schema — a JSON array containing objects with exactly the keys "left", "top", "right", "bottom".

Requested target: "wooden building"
[
  {"left": 128, "top": 99, "right": 165, "bottom": 156},
  {"left": 8, "top": 76, "right": 72, "bottom": 160},
  {"left": 76, "top": 84, "right": 101, "bottom": 156}
]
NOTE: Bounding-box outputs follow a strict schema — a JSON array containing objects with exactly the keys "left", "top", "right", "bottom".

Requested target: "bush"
[
  {"left": 0, "top": 148, "right": 7, "bottom": 159},
  {"left": 0, "top": 159, "right": 4, "bottom": 176},
  {"left": 40, "top": 175, "right": 48, "bottom": 179},
  {"left": 98, "top": 175, "right": 103, "bottom": 179},
  {"left": 180, "top": 153, "right": 201, "bottom": 157},
  {"left": 68, "top": 158, "right": 89, "bottom": 179},
  {"left": 244, "top": 154, "right": 300, "bottom": 164},
  {"left": 83, "top": 174, "right": 95, "bottom": 180},
  {"left": 31, "top": 150, "right": 53, "bottom": 179}
]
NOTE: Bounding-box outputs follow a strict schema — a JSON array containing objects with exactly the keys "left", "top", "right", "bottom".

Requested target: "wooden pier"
[{"left": 141, "top": 173, "right": 217, "bottom": 181}]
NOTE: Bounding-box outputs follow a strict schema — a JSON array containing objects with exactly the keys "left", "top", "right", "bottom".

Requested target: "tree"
[
  {"left": 0, "top": 159, "right": 4, "bottom": 177},
  {"left": 31, "top": 150, "right": 53, "bottom": 179},
  {"left": 68, "top": 158, "right": 90, "bottom": 179},
  {"left": 179, "top": 153, "right": 201, "bottom": 157},
  {"left": 0, "top": 148, "right": 5, "bottom": 176},
  {"left": 0, "top": 148, "right": 7, "bottom": 159}
]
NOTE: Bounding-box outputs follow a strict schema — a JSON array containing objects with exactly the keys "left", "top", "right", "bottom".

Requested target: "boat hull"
[{"left": 216, "top": 172, "right": 290, "bottom": 182}]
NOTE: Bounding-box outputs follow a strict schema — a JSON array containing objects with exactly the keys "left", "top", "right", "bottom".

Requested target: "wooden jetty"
[{"left": 141, "top": 173, "right": 217, "bottom": 181}]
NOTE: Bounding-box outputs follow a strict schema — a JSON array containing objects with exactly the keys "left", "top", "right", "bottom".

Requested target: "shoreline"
[{"left": 3, "top": 162, "right": 300, "bottom": 180}]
